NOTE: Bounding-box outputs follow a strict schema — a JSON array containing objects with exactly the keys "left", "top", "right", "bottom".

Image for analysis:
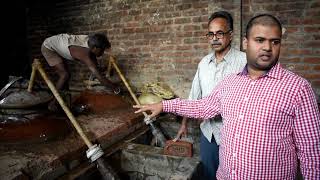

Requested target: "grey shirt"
[{"left": 188, "top": 47, "right": 246, "bottom": 145}]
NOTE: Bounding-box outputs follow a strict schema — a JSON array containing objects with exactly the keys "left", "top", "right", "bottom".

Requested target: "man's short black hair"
[
  {"left": 88, "top": 33, "right": 111, "bottom": 50},
  {"left": 208, "top": 11, "right": 233, "bottom": 31},
  {"left": 246, "top": 14, "right": 282, "bottom": 38}
]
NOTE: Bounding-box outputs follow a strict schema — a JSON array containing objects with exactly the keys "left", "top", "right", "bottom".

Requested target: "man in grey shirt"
[
  {"left": 174, "top": 11, "right": 246, "bottom": 179},
  {"left": 41, "top": 33, "right": 119, "bottom": 111}
]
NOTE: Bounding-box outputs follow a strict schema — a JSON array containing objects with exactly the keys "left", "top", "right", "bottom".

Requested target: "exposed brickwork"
[{"left": 28, "top": 0, "right": 320, "bottom": 97}]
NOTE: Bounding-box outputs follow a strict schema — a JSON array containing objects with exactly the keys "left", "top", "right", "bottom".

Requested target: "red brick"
[
  {"left": 304, "top": 26, "right": 320, "bottom": 33},
  {"left": 142, "top": 7, "right": 158, "bottom": 14},
  {"left": 314, "top": 65, "right": 320, "bottom": 71},
  {"left": 289, "top": 18, "right": 303, "bottom": 25},
  {"left": 164, "top": 140, "right": 193, "bottom": 157},
  {"left": 176, "top": 45, "right": 192, "bottom": 51},
  {"left": 282, "top": 57, "right": 302, "bottom": 63},
  {"left": 192, "top": 16, "right": 208, "bottom": 23},
  {"left": 123, "top": 28, "right": 135, "bottom": 33},
  {"left": 157, "top": 19, "right": 173, "bottom": 25},
  {"left": 192, "top": 2, "right": 207, "bottom": 9},
  {"left": 184, "top": 25, "right": 201, "bottom": 31},
  {"left": 304, "top": 57, "right": 320, "bottom": 64},
  {"left": 129, "top": 9, "right": 141, "bottom": 15},
  {"left": 149, "top": 26, "right": 166, "bottom": 32},
  {"left": 176, "top": 32, "right": 193, "bottom": 37},
  {"left": 291, "top": 64, "right": 312, "bottom": 71},
  {"left": 304, "top": 41, "right": 320, "bottom": 48},
  {"left": 135, "top": 27, "right": 149, "bottom": 33},
  {"left": 175, "top": 4, "right": 192, "bottom": 11},
  {"left": 312, "top": 80, "right": 320, "bottom": 87},
  {"left": 303, "top": 18, "right": 320, "bottom": 25},
  {"left": 128, "top": 47, "right": 141, "bottom": 52},
  {"left": 164, "top": 12, "right": 181, "bottom": 18},
  {"left": 126, "top": 22, "right": 139, "bottom": 27},
  {"left": 286, "top": 49, "right": 312, "bottom": 56},
  {"left": 314, "top": 35, "right": 320, "bottom": 40},
  {"left": 306, "top": 10, "right": 320, "bottom": 17},
  {"left": 174, "top": 17, "right": 191, "bottom": 24},
  {"left": 285, "top": 27, "right": 300, "bottom": 33},
  {"left": 135, "top": 40, "right": 149, "bottom": 46},
  {"left": 302, "top": 73, "right": 320, "bottom": 80},
  {"left": 194, "top": 44, "right": 210, "bottom": 50}
]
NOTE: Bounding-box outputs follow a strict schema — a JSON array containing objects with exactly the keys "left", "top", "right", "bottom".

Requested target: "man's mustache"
[{"left": 211, "top": 41, "right": 222, "bottom": 45}]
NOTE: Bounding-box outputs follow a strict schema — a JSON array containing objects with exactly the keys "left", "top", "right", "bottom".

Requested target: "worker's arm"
[{"left": 70, "top": 46, "right": 119, "bottom": 93}]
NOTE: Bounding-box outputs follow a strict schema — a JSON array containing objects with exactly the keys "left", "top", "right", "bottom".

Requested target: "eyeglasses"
[{"left": 206, "top": 30, "right": 231, "bottom": 39}]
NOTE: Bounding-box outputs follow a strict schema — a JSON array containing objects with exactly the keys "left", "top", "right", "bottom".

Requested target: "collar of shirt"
[
  {"left": 238, "top": 62, "right": 283, "bottom": 80},
  {"left": 209, "top": 47, "right": 234, "bottom": 65}
]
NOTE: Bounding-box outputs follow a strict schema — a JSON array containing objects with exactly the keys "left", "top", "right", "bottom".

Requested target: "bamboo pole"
[
  {"left": 108, "top": 55, "right": 166, "bottom": 147},
  {"left": 108, "top": 56, "right": 147, "bottom": 117},
  {"left": 32, "top": 59, "right": 93, "bottom": 147},
  {"left": 29, "top": 59, "right": 119, "bottom": 179},
  {"left": 27, "top": 62, "right": 37, "bottom": 92},
  {"left": 106, "top": 58, "right": 112, "bottom": 77}
]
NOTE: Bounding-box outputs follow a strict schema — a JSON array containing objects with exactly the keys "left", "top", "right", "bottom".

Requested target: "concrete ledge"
[{"left": 121, "top": 143, "right": 200, "bottom": 180}]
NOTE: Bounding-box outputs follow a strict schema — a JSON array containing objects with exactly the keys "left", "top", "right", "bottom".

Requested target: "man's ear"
[
  {"left": 243, "top": 37, "right": 248, "bottom": 51},
  {"left": 229, "top": 31, "right": 233, "bottom": 41}
]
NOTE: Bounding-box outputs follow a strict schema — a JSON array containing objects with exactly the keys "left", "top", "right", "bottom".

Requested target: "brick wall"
[{"left": 28, "top": 0, "right": 320, "bottom": 98}]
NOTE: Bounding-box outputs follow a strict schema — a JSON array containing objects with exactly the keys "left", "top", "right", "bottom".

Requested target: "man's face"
[
  {"left": 243, "top": 24, "right": 281, "bottom": 72},
  {"left": 207, "top": 18, "right": 232, "bottom": 53},
  {"left": 90, "top": 47, "right": 104, "bottom": 57}
]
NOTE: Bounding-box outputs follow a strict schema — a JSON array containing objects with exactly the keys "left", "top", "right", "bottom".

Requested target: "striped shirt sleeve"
[{"left": 293, "top": 81, "right": 320, "bottom": 179}]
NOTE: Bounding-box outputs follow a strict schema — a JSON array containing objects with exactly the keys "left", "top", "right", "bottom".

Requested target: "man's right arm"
[
  {"left": 162, "top": 91, "right": 220, "bottom": 119},
  {"left": 134, "top": 86, "right": 222, "bottom": 120}
]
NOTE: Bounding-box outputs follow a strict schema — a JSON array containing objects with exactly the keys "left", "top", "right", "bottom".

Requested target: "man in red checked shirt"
[{"left": 134, "top": 14, "right": 320, "bottom": 180}]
